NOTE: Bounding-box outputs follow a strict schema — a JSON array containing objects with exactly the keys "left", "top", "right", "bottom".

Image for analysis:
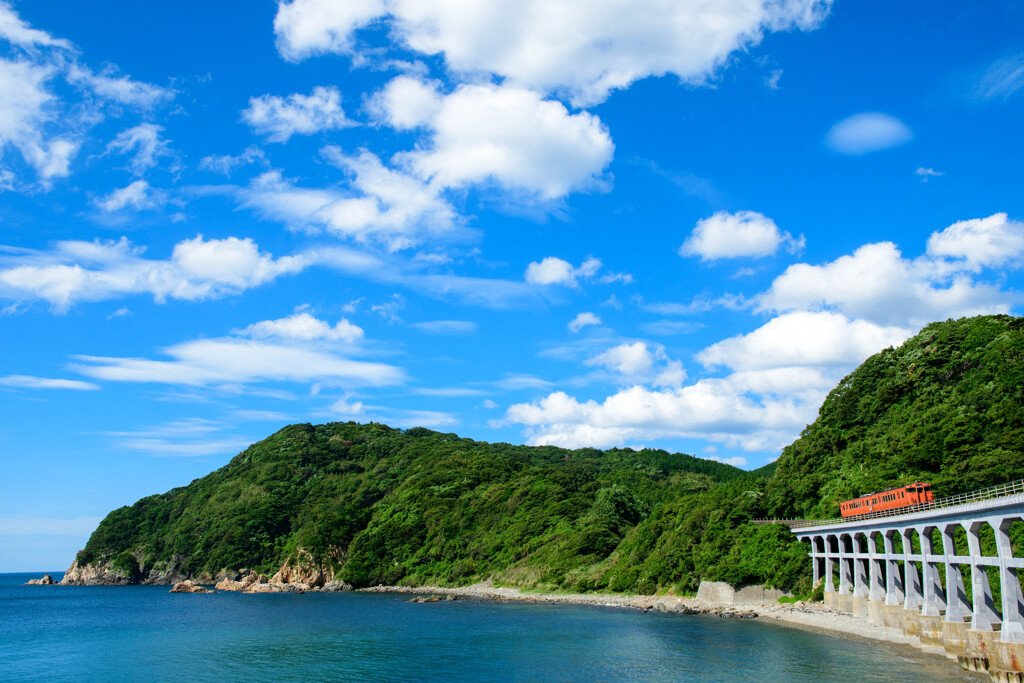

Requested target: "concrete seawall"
[{"left": 823, "top": 588, "right": 1022, "bottom": 681}]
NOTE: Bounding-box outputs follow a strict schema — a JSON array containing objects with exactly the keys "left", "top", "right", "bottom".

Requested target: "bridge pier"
[
  {"left": 867, "top": 553, "right": 886, "bottom": 623},
  {"left": 795, "top": 487, "right": 1024, "bottom": 681}
]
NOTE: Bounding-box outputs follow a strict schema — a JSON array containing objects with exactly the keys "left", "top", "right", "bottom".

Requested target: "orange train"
[{"left": 839, "top": 482, "right": 934, "bottom": 518}]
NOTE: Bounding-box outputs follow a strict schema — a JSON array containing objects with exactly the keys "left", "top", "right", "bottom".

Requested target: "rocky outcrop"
[
  {"left": 61, "top": 547, "right": 339, "bottom": 591},
  {"left": 321, "top": 579, "right": 353, "bottom": 592},
  {"left": 216, "top": 572, "right": 266, "bottom": 592},
  {"left": 60, "top": 560, "right": 133, "bottom": 586},
  {"left": 244, "top": 582, "right": 283, "bottom": 593},
  {"left": 25, "top": 574, "right": 55, "bottom": 585},
  {"left": 269, "top": 550, "right": 333, "bottom": 589},
  {"left": 169, "top": 580, "right": 215, "bottom": 593}
]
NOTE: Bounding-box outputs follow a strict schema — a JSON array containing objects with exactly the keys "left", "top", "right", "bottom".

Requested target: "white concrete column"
[
  {"left": 967, "top": 521, "right": 998, "bottom": 632},
  {"left": 997, "top": 518, "right": 1024, "bottom": 642},
  {"left": 811, "top": 536, "right": 821, "bottom": 585},
  {"left": 942, "top": 524, "right": 970, "bottom": 623},
  {"left": 853, "top": 559, "right": 868, "bottom": 598},
  {"left": 903, "top": 528, "right": 923, "bottom": 611},
  {"left": 869, "top": 558, "right": 886, "bottom": 601},
  {"left": 918, "top": 526, "right": 943, "bottom": 617},
  {"left": 824, "top": 556, "right": 835, "bottom": 593},
  {"left": 884, "top": 530, "right": 905, "bottom": 606},
  {"left": 839, "top": 555, "right": 853, "bottom": 597}
]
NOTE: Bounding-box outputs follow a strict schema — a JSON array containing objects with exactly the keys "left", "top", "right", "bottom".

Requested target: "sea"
[{"left": 0, "top": 573, "right": 973, "bottom": 682}]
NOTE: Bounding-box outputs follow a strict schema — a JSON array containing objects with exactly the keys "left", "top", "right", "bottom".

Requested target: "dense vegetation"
[{"left": 77, "top": 315, "right": 1024, "bottom": 595}]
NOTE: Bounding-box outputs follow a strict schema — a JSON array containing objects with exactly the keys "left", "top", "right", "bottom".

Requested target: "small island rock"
[
  {"left": 169, "top": 580, "right": 214, "bottom": 593},
  {"left": 25, "top": 574, "right": 55, "bottom": 585}
]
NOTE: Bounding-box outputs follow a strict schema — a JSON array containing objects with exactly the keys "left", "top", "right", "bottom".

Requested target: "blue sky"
[{"left": 2, "top": 0, "right": 1023, "bottom": 571}]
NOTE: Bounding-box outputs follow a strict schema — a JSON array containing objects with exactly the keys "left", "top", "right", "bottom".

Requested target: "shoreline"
[{"left": 358, "top": 583, "right": 982, "bottom": 680}]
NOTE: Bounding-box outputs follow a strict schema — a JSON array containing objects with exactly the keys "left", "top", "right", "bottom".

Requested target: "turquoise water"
[{"left": 1, "top": 573, "right": 969, "bottom": 682}]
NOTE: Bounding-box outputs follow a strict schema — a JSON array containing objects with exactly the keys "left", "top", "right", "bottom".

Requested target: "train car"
[{"left": 840, "top": 482, "right": 934, "bottom": 518}]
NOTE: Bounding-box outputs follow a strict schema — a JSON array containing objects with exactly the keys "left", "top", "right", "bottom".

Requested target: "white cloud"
[
  {"left": 826, "top": 112, "right": 912, "bottom": 155},
  {"left": 106, "top": 124, "right": 173, "bottom": 175},
  {"left": 368, "top": 74, "right": 442, "bottom": 129},
  {"left": 274, "top": 0, "right": 386, "bottom": 61},
  {"left": 926, "top": 213, "right": 1024, "bottom": 272},
  {"left": 237, "top": 156, "right": 459, "bottom": 252},
  {"left": 697, "top": 311, "right": 911, "bottom": 371},
  {"left": 331, "top": 393, "right": 366, "bottom": 416},
  {"left": 199, "top": 146, "right": 267, "bottom": 176},
  {"left": 503, "top": 380, "right": 820, "bottom": 452},
  {"left": 0, "top": 1, "right": 71, "bottom": 48},
  {"left": 0, "top": 4, "right": 172, "bottom": 188},
  {"left": 757, "top": 239, "right": 1013, "bottom": 327},
  {"left": 680, "top": 210, "right": 804, "bottom": 261},
  {"left": 915, "top": 167, "right": 944, "bottom": 182},
  {"left": 66, "top": 64, "right": 174, "bottom": 110},
  {"left": 73, "top": 337, "right": 404, "bottom": 388},
  {"left": 525, "top": 255, "right": 605, "bottom": 287},
  {"left": 393, "top": 81, "right": 613, "bottom": 199},
  {"left": 0, "top": 235, "right": 308, "bottom": 310},
  {"left": 584, "top": 341, "right": 685, "bottom": 388},
  {"left": 411, "top": 320, "right": 477, "bottom": 334},
  {"left": 526, "top": 257, "right": 574, "bottom": 286},
  {"left": 242, "top": 86, "right": 353, "bottom": 142},
  {"left": 494, "top": 374, "right": 553, "bottom": 391},
  {"left": 586, "top": 341, "right": 653, "bottom": 376},
  {"left": 482, "top": 399, "right": 498, "bottom": 409},
  {"left": 568, "top": 312, "right": 601, "bottom": 333},
  {"left": 319, "top": 147, "right": 459, "bottom": 249},
  {"left": 274, "top": 0, "right": 831, "bottom": 106},
  {"left": 0, "top": 58, "right": 79, "bottom": 183},
  {"left": 239, "top": 312, "right": 364, "bottom": 343},
  {"left": 0, "top": 374, "right": 99, "bottom": 390},
  {"left": 99, "top": 419, "right": 254, "bottom": 458},
  {"left": 94, "top": 180, "right": 163, "bottom": 213}
]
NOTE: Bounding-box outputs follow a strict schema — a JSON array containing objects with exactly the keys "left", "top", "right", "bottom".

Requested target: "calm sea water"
[{"left": 0, "top": 573, "right": 972, "bottom": 682}]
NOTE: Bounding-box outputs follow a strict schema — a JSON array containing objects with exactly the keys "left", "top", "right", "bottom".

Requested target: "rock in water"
[
  {"left": 169, "top": 580, "right": 214, "bottom": 593},
  {"left": 25, "top": 574, "right": 55, "bottom": 585},
  {"left": 243, "top": 583, "right": 283, "bottom": 593}
]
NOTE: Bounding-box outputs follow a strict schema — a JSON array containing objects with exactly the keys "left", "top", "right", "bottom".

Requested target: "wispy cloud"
[
  {"left": 973, "top": 52, "right": 1024, "bottom": 101},
  {"left": 0, "top": 375, "right": 99, "bottom": 390}
]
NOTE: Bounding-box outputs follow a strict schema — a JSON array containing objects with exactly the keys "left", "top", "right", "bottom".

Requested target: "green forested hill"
[
  {"left": 77, "top": 423, "right": 768, "bottom": 589},
  {"left": 73, "top": 315, "right": 1024, "bottom": 594},
  {"left": 766, "top": 314, "right": 1024, "bottom": 519}
]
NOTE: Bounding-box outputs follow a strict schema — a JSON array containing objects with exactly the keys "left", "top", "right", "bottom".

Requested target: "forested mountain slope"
[{"left": 71, "top": 423, "right": 761, "bottom": 589}]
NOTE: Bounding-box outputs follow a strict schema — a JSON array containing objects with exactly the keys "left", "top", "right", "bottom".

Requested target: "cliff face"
[
  {"left": 61, "top": 549, "right": 340, "bottom": 587},
  {"left": 61, "top": 560, "right": 132, "bottom": 586}
]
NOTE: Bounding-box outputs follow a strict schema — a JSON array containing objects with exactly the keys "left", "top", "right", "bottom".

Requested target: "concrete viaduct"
[{"left": 787, "top": 480, "right": 1024, "bottom": 681}]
